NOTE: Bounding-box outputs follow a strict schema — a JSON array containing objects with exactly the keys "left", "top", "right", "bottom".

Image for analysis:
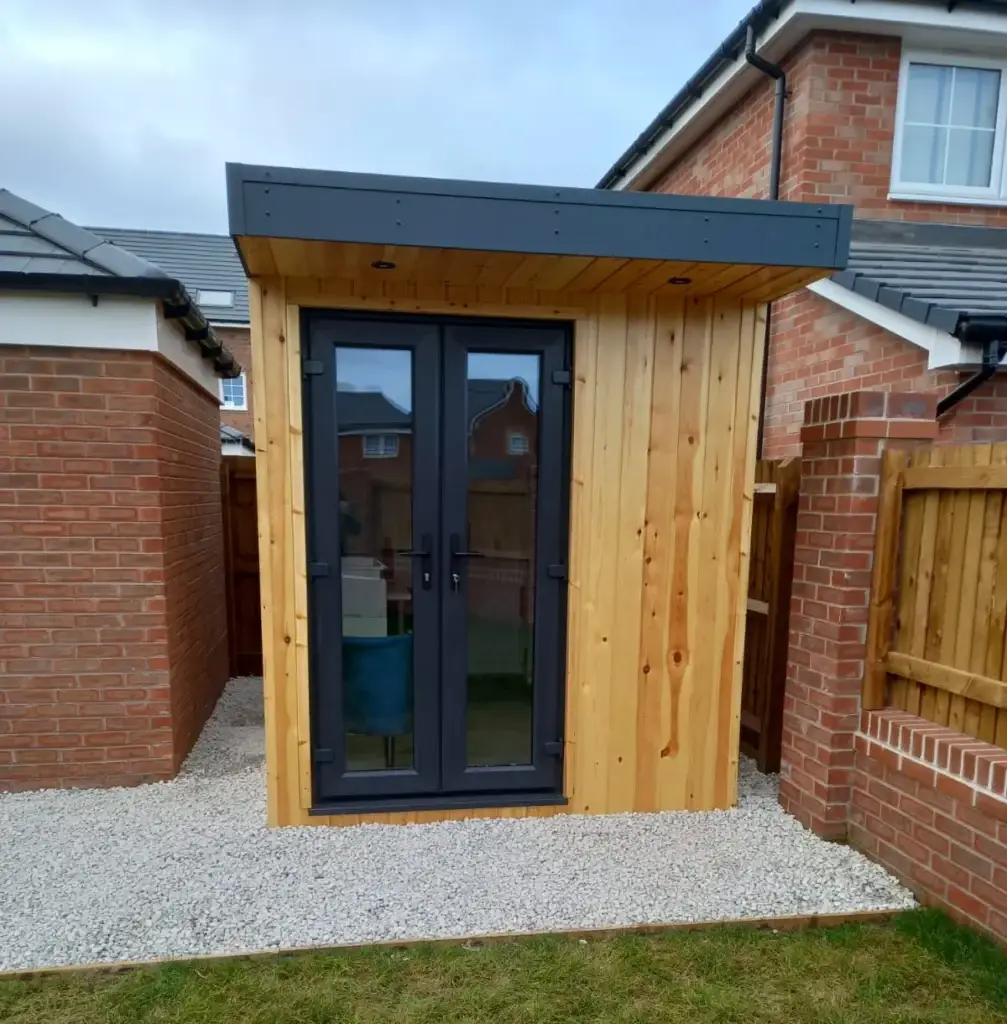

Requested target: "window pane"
[
  {"left": 900, "top": 124, "right": 948, "bottom": 184},
  {"left": 465, "top": 352, "right": 540, "bottom": 768},
  {"left": 946, "top": 127, "right": 996, "bottom": 186},
  {"left": 335, "top": 347, "right": 415, "bottom": 772},
  {"left": 906, "top": 63, "right": 952, "bottom": 124},
  {"left": 951, "top": 67, "right": 1000, "bottom": 129}
]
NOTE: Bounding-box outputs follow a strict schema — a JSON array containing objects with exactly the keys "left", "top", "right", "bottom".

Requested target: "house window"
[
  {"left": 892, "top": 53, "right": 1007, "bottom": 203},
  {"left": 507, "top": 431, "right": 529, "bottom": 456},
  {"left": 362, "top": 434, "right": 399, "bottom": 459},
  {"left": 197, "top": 289, "right": 235, "bottom": 307},
  {"left": 220, "top": 373, "right": 247, "bottom": 411}
]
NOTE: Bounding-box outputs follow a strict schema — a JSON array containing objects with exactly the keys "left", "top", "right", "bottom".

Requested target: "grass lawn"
[{"left": 3, "top": 910, "right": 1006, "bottom": 1023}]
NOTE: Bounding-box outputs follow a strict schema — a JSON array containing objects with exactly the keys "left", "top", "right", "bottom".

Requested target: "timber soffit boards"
[
  {"left": 0, "top": 189, "right": 240, "bottom": 377},
  {"left": 225, "top": 163, "right": 853, "bottom": 273}
]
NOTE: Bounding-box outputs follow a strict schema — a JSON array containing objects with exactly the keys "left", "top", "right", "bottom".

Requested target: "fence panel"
[
  {"left": 221, "top": 458, "right": 263, "bottom": 677},
  {"left": 740, "top": 458, "right": 800, "bottom": 773},
  {"left": 864, "top": 443, "right": 1007, "bottom": 747}
]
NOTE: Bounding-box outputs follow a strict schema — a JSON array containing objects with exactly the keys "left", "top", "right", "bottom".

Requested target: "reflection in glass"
[
  {"left": 335, "top": 346, "right": 415, "bottom": 771},
  {"left": 464, "top": 352, "right": 540, "bottom": 767}
]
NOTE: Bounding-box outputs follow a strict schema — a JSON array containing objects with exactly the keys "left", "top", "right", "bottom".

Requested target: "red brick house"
[
  {"left": 599, "top": 0, "right": 1007, "bottom": 940},
  {"left": 0, "top": 190, "right": 240, "bottom": 790},
  {"left": 599, "top": 0, "right": 1007, "bottom": 456}
]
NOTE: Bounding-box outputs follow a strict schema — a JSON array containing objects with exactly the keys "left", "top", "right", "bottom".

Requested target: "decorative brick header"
[{"left": 801, "top": 391, "right": 938, "bottom": 444}]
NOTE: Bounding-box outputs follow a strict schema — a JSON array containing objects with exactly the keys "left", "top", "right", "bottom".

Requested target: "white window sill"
[
  {"left": 221, "top": 405, "right": 248, "bottom": 412},
  {"left": 888, "top": 191, "right": 1007, "bottom": 208}
]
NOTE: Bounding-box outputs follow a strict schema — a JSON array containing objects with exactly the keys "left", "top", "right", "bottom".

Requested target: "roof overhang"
[
  {"left": 600, "top": 0, "right": 1007, "bottom": 191},
  {"left": 227, "top": 163, "right": 852, "bottom": 302},
  {"left": 810, "top": 278, "right": 1007, "bottom": 370}
]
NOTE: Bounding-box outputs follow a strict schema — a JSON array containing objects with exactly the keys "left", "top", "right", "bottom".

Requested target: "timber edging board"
[{"left": 0, "top": 910, "right": 900, "bottom": 981}]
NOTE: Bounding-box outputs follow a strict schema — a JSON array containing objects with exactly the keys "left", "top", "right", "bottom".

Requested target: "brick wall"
[
  {"left": 779, "top": 391, "right": 936, "bottom": 837},
  {"left": 853, "top": 710, "right": 1007, "bottom": 944},
  {"left": 647, "top": 29, "right": 1007, "bottom": 457},
  {"left": 217, "top": 327, "right": 253, "bottom": 438},
  {"left": 0, "top": 347, "right": 228, "bottom": 790},
  {"left": 154, "top": 359, "right": 229, "bottom": 768},
  {"left": 765, "top": 291, "right": 1007, "bottom": 457}
]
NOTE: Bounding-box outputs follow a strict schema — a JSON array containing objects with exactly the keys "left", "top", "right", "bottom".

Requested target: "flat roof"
[{"left": 226, "top": 163, "right": 852, "bottom": 273}]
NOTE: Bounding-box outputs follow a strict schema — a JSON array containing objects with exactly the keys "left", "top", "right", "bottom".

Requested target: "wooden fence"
[
  {"left": 740, "top": 458, "right": 801, "bottom": 772},
  {"left": 865, "top": 443, "right": 1007, "bottom": 747},
  {"left": 221, "top": 458, "right": 263, "bottom": 677}
]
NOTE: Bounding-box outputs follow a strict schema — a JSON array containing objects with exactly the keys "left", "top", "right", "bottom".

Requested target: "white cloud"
[{"left": 0, "top": 0, "right": 753, "bottom": 231}]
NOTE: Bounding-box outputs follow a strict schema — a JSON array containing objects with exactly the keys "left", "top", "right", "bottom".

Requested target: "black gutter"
[
  {"left": 938, "top": 316, "right": 1007, "bottom": 418},
  {"left": 595, "top": 0, "right": 788, "bottom": 189},
  {"left": 744, "top": 24, "right": 787, "bottom": 457}
]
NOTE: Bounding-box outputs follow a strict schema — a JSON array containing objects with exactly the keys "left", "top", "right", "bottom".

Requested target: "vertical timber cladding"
[{"left": 252, "top": 278, "right": 765, "bottom": 826}]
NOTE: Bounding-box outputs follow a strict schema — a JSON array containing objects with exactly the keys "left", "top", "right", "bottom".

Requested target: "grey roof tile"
[
  {"left": 832, "top": 220, "right": 1007, "bottom": 337},
  {"left": 89, "top": 227, "right": 249, "bottom": 325}
]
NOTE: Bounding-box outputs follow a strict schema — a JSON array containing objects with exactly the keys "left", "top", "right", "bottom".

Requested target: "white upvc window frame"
[
  {"left": 890, "top": 48, "right": 1007, "bottom": 206},
  {"left": 361, "top": 434, "right": 399, "bottom": 459},
  {"left": 219, "top": 372, "right": 248, "bottom": 412}
]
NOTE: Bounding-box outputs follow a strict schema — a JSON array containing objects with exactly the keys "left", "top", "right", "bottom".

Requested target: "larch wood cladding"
[{"left": 251, "top": 277, "right": 766, "bottom": 826}]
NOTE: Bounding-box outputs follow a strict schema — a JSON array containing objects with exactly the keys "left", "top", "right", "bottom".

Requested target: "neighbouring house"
[
  {"left": 226, "top": 161, "right": 850, "bottom": 826},
  {"left": 599, "top": 0, "right": 1007, "bottom": 456},
  {"left": 598, "top": 0, "right": 1007, "bottom": 941},
  {"left": 91, "top": 228, "right": 253, "bottom": 454},
  {"left": 0, "top": 189, "right": 239, "bottom": 790}
]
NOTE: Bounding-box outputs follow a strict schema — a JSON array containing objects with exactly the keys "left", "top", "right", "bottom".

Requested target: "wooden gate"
[
  {"left": 864, "top": 443, "right": 1007, "bottom": 745},
  {"left": 221, "top": 458, "right": 263, "bottom": 677},
  {"left": 740, "top": 458, "right": 800, "bottom": 772}
]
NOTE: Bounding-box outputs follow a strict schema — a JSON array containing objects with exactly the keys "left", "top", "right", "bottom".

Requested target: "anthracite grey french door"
[{"left": 302, "top": 311, "right": 569, "bottom": 809}]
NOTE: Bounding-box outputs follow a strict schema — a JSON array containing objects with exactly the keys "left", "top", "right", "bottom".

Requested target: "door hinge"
[
  {"left": 303, "top": 359, "right": 324, "bottom": 377},
  {"left": 544, "top": 740, "right": 564, "bottom": 756},
  {"left": 551, "top": 368, "right": 571, "bottom": 386},
  {"left": 314, "top": 748, "right": 334, "bottom": 764},
  {"left": 547, "top": 563, "right": 567, "bottom": 580},
  {"left": 309, "top": 562, "right": 330, "bottom": 578}
]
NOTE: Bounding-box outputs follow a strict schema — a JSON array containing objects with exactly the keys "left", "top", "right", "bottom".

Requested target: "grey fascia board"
[{"left": 226, "top": 163, "right": 852, "bottom": 271}]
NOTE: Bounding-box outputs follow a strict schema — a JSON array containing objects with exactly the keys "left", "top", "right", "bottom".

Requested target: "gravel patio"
[{"left": 0, "top": 678, "right": 915, "bottom": 972}]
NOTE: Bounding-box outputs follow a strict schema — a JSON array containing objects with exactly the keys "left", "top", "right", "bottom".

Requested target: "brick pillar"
[{"left": 778, "top": 391, "right": 937, "bottom": 838}]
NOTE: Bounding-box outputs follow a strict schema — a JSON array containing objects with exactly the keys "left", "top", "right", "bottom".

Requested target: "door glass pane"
[
  {"left": 335, "top": 346, "right": 414, "bottom": 771},
  {"left": 464, "top": 352, "right": 540, "bottom": 767}
]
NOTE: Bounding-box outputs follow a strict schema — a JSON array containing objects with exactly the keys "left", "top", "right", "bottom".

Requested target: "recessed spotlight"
[
  {"left": 371, "top": 259, "right": 396, "bottom": 270},
  {"left": 667, "top": 276, "right": 692, "bottom": 285}
]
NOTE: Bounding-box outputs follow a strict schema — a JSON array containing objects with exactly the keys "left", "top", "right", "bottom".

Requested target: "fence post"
[
  {"left": 759, "top": 458, "right": 800, "bottom": 772},
  {"left": 862, "top": 449, "right": 907, "bottom": 710}
]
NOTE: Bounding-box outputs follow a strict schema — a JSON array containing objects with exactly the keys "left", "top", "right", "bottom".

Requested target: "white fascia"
[
  {"left": 610, "top": 0, "right": 1007, "bottom": 191},
  {"left": 808, "top": 278, "right": 994, "bottom": 371}
]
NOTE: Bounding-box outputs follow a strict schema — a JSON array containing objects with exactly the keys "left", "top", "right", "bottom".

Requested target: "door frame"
[{"left": 300, "top": 307, "right": 572, "bottom": 814}]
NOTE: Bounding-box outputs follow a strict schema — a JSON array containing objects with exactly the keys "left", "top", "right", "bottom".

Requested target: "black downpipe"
[
  {"left": 745, "top": 24, "right": 786, "bottom": 458},
  {"left": 937, "top": 329, "right": 1007, "bottom": 418}
]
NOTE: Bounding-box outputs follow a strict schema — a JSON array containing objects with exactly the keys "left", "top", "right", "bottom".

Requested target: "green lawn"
[{"left": 3, "top": 910, "right": 1006, "bottom": 1023}]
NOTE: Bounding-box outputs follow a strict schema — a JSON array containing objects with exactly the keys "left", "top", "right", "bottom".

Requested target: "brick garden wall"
[
  {"left": 0, "top": 347, "right": 228, "bottom": 790},
  {"left": 853, "top": 710, "right": 1007, "bottom": 943},
  {"left": 645, "top": 30, "right": 1007, "bottom": 458}
]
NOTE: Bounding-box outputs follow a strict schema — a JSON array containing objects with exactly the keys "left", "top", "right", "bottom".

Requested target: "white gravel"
[{"left": 0, "top": 677, "right": 915, "bottom": 972}]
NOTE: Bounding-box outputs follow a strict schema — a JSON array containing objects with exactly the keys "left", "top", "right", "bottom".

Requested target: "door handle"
[
  {"left": 396, "top": 533, "right": 433, "bottom": 589},
  {"left": 449, "top": 533, "right": 483, "bottom": 592}
]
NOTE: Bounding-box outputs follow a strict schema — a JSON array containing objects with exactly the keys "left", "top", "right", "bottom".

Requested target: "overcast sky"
[{"left": 1, "top": 0, "right": 753, "bottom": 233}]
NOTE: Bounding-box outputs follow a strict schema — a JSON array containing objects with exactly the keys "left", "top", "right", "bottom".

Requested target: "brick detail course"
[
  {"left": 0, "top": 347, "right": 228, "bottom": 791},
  {"left": 647, "top": 30, "right": 1007, "bottom": 459},
  {"left": 853, "top": 710, "right": 1007, "bottom": 943},
  {"left": 778, "top": 391, "right": 935, "bottom": 837}
]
